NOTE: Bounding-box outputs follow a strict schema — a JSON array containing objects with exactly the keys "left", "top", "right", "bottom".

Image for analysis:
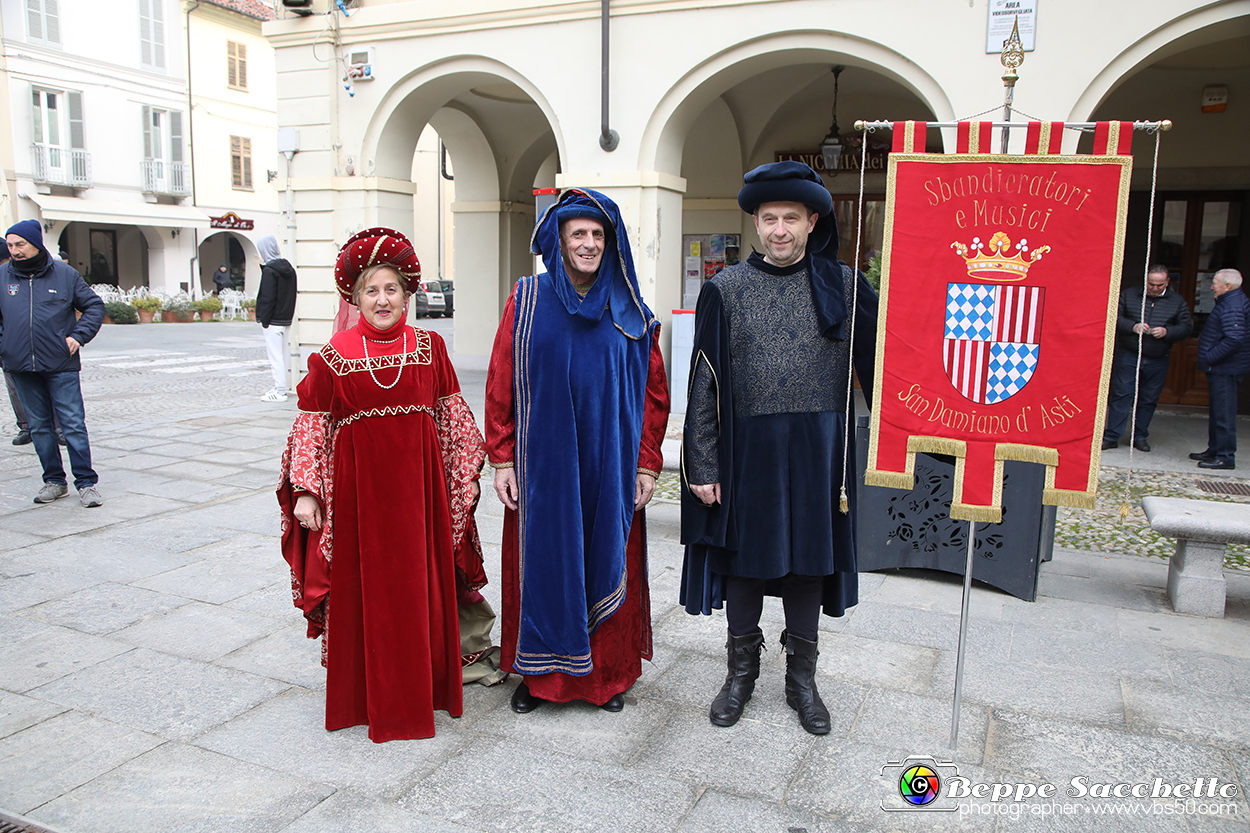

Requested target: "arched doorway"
[
  {"left": 1079, "top": 14, "right": 1250, "bottom": 411},
  {"left": 198, "top": 231, "right": 260, "bottom": 296},
  {"left": 641, "top": 34, "right": 950, "bottom": 334},
  {"left": 364, "top": 59, "right": 563, "bottom": 363}
]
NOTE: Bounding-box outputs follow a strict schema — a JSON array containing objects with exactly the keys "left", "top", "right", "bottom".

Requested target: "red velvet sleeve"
[
  {"left": 484, "top": 290, "right": 517, "bottom": 467},
  {"left": 637, "top": 323, "right": 670, "bottom": 477}
]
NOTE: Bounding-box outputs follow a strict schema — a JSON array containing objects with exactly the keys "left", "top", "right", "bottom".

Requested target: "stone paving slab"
[
  {"left": 16, "top": 582, "right": 190, "bottom": 635},
  {"left": 676, "top": 789, "right": 876, "bottom": 833},
  {"left": 276, "top": 790, "right": 480, "bottom": 833},
  {"left": 397, "top": 736, "right": 700, "bottom": 833},
  {"left": 0, "top": 692, "right": 66, "bottom": 740},
  {"left": 28, "top": 647, "right": 290, "bottom": 742},
  {"left": 213, "top": 620, "right": 327, "bottom": 690},
  {"left": 0, "top": 711, "right": 163, "bottom": 815},
  {"left": 28, "top": 742, "right": 333, "bottom": 833},
  {"left": 194, "top": 689, "right": 469, "bottom": 801},
  {"left": 110, "top": 601, "right": 283, "bottom": 662},
  {"left": 0, "top": 617, "right": 131, "bottom": 694}
]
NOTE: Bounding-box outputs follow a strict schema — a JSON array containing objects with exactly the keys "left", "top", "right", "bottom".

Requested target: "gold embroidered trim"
[
  {"left": 490, "top": 460, "right": 515, "bottom": 469},
  {"left": 320, "top": 329, "right": 432, "bottom": 376},
  {"left": 334, "top": 404, "right": 434, "bottom": 430},
  {"left": 637, "top": 467, "right": 660, "bottom": 478}
]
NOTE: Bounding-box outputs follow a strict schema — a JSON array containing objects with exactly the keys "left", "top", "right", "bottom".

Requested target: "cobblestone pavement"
[{"left": 4, "top": 321, "right": 1250, "bottom": 833}]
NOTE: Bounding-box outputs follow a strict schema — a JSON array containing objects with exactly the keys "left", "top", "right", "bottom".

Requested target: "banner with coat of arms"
[{"left": 866, "top": 120, "right": 1134, "bottom": 522}]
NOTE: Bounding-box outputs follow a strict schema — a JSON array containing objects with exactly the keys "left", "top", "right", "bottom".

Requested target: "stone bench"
[{"left": 1142, "top": 497, "right": 1250, "bottom": 618}]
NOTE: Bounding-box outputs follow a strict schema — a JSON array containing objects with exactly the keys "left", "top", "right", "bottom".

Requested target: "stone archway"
[
  {"left": 636, "top": 31, "right": 954, "bottom": 337},
  {"left": 199, "top": 231, "right": 261, "bottom": 296},
  {"left": 361, "top": 58, "right": 564, "bottom": 361}
]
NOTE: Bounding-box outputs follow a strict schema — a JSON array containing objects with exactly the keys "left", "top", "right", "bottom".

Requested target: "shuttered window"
[
  {"left": 67, "top": 91, "right": 84, "bottom": 149},
  {"left": 139, "top": 0, "right": 165, "bottom": 69},
  {"left": 26, "top": 0, "right": 61, "bottom": 46},
  {"left": 231, "top": 136, "right": 253, "bottom": 190},
  {"left": 142, "top": 105, "right": 180, "bottom": 159},
  {"left": 227, "top": 41, "right": 248, "bottom": 90}
]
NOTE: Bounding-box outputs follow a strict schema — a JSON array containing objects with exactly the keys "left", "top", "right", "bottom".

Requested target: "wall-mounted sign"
[
  {"left": 775, "top": 137, "right": 894, "bottom": 175},
  {"left": 986, "top": 0, "right": 1037, "bottom": 53},
  {"left": 210, "top": 212, "right": 255, "bottom": 230}
]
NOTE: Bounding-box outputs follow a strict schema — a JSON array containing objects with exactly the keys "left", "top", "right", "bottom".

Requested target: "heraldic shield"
[{"left": 943, "top": 283, "right": 1045, "bottom": 405}]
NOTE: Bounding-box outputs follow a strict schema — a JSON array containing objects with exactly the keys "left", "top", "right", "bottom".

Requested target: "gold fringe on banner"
[
  {"left": 1042, "top": 488, "right": 1096, "bottom": 509},
  {"left": 864, "top": 470, "right": 917, "bottom": 490},
  {"left": 908, "top": 436, "right": 966, "bottom": 457},
  {"left": 994, "top": 444, "right": 1059, "bottom": 466},
  {"left": 951, "top": 502, "right": 1003, "bottom": 523}
]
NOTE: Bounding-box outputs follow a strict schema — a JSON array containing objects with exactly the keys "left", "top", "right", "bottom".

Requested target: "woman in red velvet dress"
[{"left": 277, "top": 229, "right": 485, "bottom": 742}]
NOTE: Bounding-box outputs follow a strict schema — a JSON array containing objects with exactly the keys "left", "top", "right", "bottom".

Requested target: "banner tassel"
[
  {"left": 1118, "top": 502, "right": 1132, "bottom": 521},
  {"left": 839, "top": 486, "right": 849, "bottom": 515}
]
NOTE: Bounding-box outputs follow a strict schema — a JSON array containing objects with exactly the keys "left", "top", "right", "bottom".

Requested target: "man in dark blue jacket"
[
  {"left": 1191, "top": 269, "right": 1248, "bottom": 470},
  {"left": 0, "top": 219, "right": 105, "bottom": 505}
]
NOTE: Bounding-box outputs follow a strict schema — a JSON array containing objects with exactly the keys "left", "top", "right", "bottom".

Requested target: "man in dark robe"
[
  {"left": 486, "top": 189, "right": 670, "bottom": 713},
  {"left": 681, "top": 161, "right": 877, "bottom": 734}
]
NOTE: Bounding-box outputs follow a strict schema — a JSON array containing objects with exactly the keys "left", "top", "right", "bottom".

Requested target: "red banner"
[{"left": 866, "top": 144, "right": 1132, "bottom": 521}]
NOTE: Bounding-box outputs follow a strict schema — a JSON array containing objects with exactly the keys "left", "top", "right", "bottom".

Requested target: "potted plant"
[
  {"left": 103, "top": 300, "right": 138, "bottom": 325},
  {"left": 161, "top": 292, "right": 193, "bottom": 323},
  {"left": 243, "top": 297, "right": 257, "bottom": 321},
  {"left": 191, "top": 296, "right": 223, "bottom": 322},
  {"left": 131, "top": 295, "right": 163, "bottom": 323}
]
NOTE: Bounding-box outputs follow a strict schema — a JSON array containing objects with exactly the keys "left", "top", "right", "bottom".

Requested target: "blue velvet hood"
[{"left": 531, "top": 188, "right": 651, "bottom": 341}]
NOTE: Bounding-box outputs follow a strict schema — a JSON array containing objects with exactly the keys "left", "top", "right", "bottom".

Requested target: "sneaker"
[
  {"left": 12, "top": 429, "right": 31, "bottom": 446},
  {"left": 33, "top": 482, "right": 68, "bottom": 504},
  {"left": 78, "top": 485, "right": 104, "bottom": 508},
  {"left": 260, "top": 389, "right": 288, "bottom": 403}
]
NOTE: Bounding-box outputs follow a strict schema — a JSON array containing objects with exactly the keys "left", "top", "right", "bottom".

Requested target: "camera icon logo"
[
  {"left": 881, "top": 755, "right": 959, "bottom": 812},
  {"left": 900, "top": 764, "right": 941, "bottom": 805}
]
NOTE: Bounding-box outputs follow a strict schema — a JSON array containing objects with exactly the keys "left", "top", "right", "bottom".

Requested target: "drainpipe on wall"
[
  {"left": 185, "top": 0, "right": 203, "bottom": 299},
  {"left": 599, "top": 0, "right": 618, "bottom": 152}
]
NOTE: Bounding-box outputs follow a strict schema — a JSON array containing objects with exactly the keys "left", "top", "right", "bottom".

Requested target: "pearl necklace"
[{"left": 362, "top": 330, "right": 406, "bottom": 390}]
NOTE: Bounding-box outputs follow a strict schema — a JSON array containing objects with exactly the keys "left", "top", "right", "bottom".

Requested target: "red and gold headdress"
[{"left": 333, "top": 227, "right": 421, "bottom": 302}]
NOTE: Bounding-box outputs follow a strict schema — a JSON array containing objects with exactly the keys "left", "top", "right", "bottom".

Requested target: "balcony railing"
[
  {"left": 141, "top": 159, "right": 191, "bottom": 196},
  {"left": 31, "top": 145, "right": 92, "bottom": 188}
]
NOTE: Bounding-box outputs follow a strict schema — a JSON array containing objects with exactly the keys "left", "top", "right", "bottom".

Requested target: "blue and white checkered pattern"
[
  {"left": 945, "top": 283, "right": 996, "bottom": 341},
  {"left": 985, "top": 343, "right": 1040, "bottom": 404}
]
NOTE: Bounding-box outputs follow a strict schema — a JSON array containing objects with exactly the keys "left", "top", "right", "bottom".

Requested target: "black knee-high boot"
[
  {"left": 709, "top": 628, "right": 765, "bottom": 727},
  {"left": 781, "top": 630, "right": 830, "bottom": 735}
]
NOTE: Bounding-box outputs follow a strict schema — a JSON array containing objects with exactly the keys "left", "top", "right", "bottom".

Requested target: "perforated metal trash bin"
[{"left": 853, "top": 415, "right": 1056, "bottom": 601}]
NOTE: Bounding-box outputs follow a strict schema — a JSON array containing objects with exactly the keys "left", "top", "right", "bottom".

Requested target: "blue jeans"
[
  {"left": 9, "top": 370, "right": 97, "bottom": 489},
  {"left": 1206, "top": 372, "right": 1242, "bottom": 464},
  {"left": 1103, "top": 351, "right": 1170, "bottom": 443}
]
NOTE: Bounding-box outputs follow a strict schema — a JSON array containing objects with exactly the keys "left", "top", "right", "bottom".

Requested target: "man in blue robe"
[
  {"left": 681, "top": 162, "right": 877, "bottom": 734},
  {"left": 486, "top": 189, "right": 670, "bottom": 713}
]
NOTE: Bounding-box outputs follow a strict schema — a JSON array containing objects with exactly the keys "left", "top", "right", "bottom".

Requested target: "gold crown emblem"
[{"left": 950, "top": 231, "right": 1050, "bottom": 282}]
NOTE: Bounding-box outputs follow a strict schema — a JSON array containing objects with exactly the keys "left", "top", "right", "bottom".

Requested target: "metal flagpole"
[
  {"left": 949, "top": 520, "right": 977, "bottom": 749},
  {"left": 999, "top": 18, "right": 1024, "bottom": 153}
]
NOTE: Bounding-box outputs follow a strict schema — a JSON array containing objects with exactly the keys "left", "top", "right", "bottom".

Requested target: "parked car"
[
  {"left": 410, "top": 285, "right": 430, "bottom": 318},
  {"left": 437, "top": 280, "right": 454, "bottom": 317},
  {"left": 422, "top": 280, "right": 446, "bottom": 317}
]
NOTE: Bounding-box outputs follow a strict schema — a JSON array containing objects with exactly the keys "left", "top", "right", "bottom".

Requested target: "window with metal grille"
[
  {"left": 231, "top": 135, "right": 253, "bottom": 190},
  {"left": 227, "top": 41, "right": 248, "bottom": 90},
  {"left": 139, "top": 0, "right": 165, "bottom": 69},
  {"left": 26, "top": 0, "right": 61, "bottom": 46}
]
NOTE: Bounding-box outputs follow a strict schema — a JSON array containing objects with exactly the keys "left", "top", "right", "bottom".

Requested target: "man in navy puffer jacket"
[
  {"left": 0, "top": 219, "right": 105, "bottom": 505},
  {"left": 1191, "top": 269, "right": 1248, "bottom": 470}
]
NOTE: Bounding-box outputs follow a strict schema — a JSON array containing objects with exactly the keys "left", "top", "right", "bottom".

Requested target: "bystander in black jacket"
[
  {"left": 1199, "top": 287, "right": 1249, "bottom": 376},
  {"left": 1114, "top": 284, "right": 1192, "bottom": 359},
  {"left": 256, "top": 236, "right": 297, "bottom": 328}
]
